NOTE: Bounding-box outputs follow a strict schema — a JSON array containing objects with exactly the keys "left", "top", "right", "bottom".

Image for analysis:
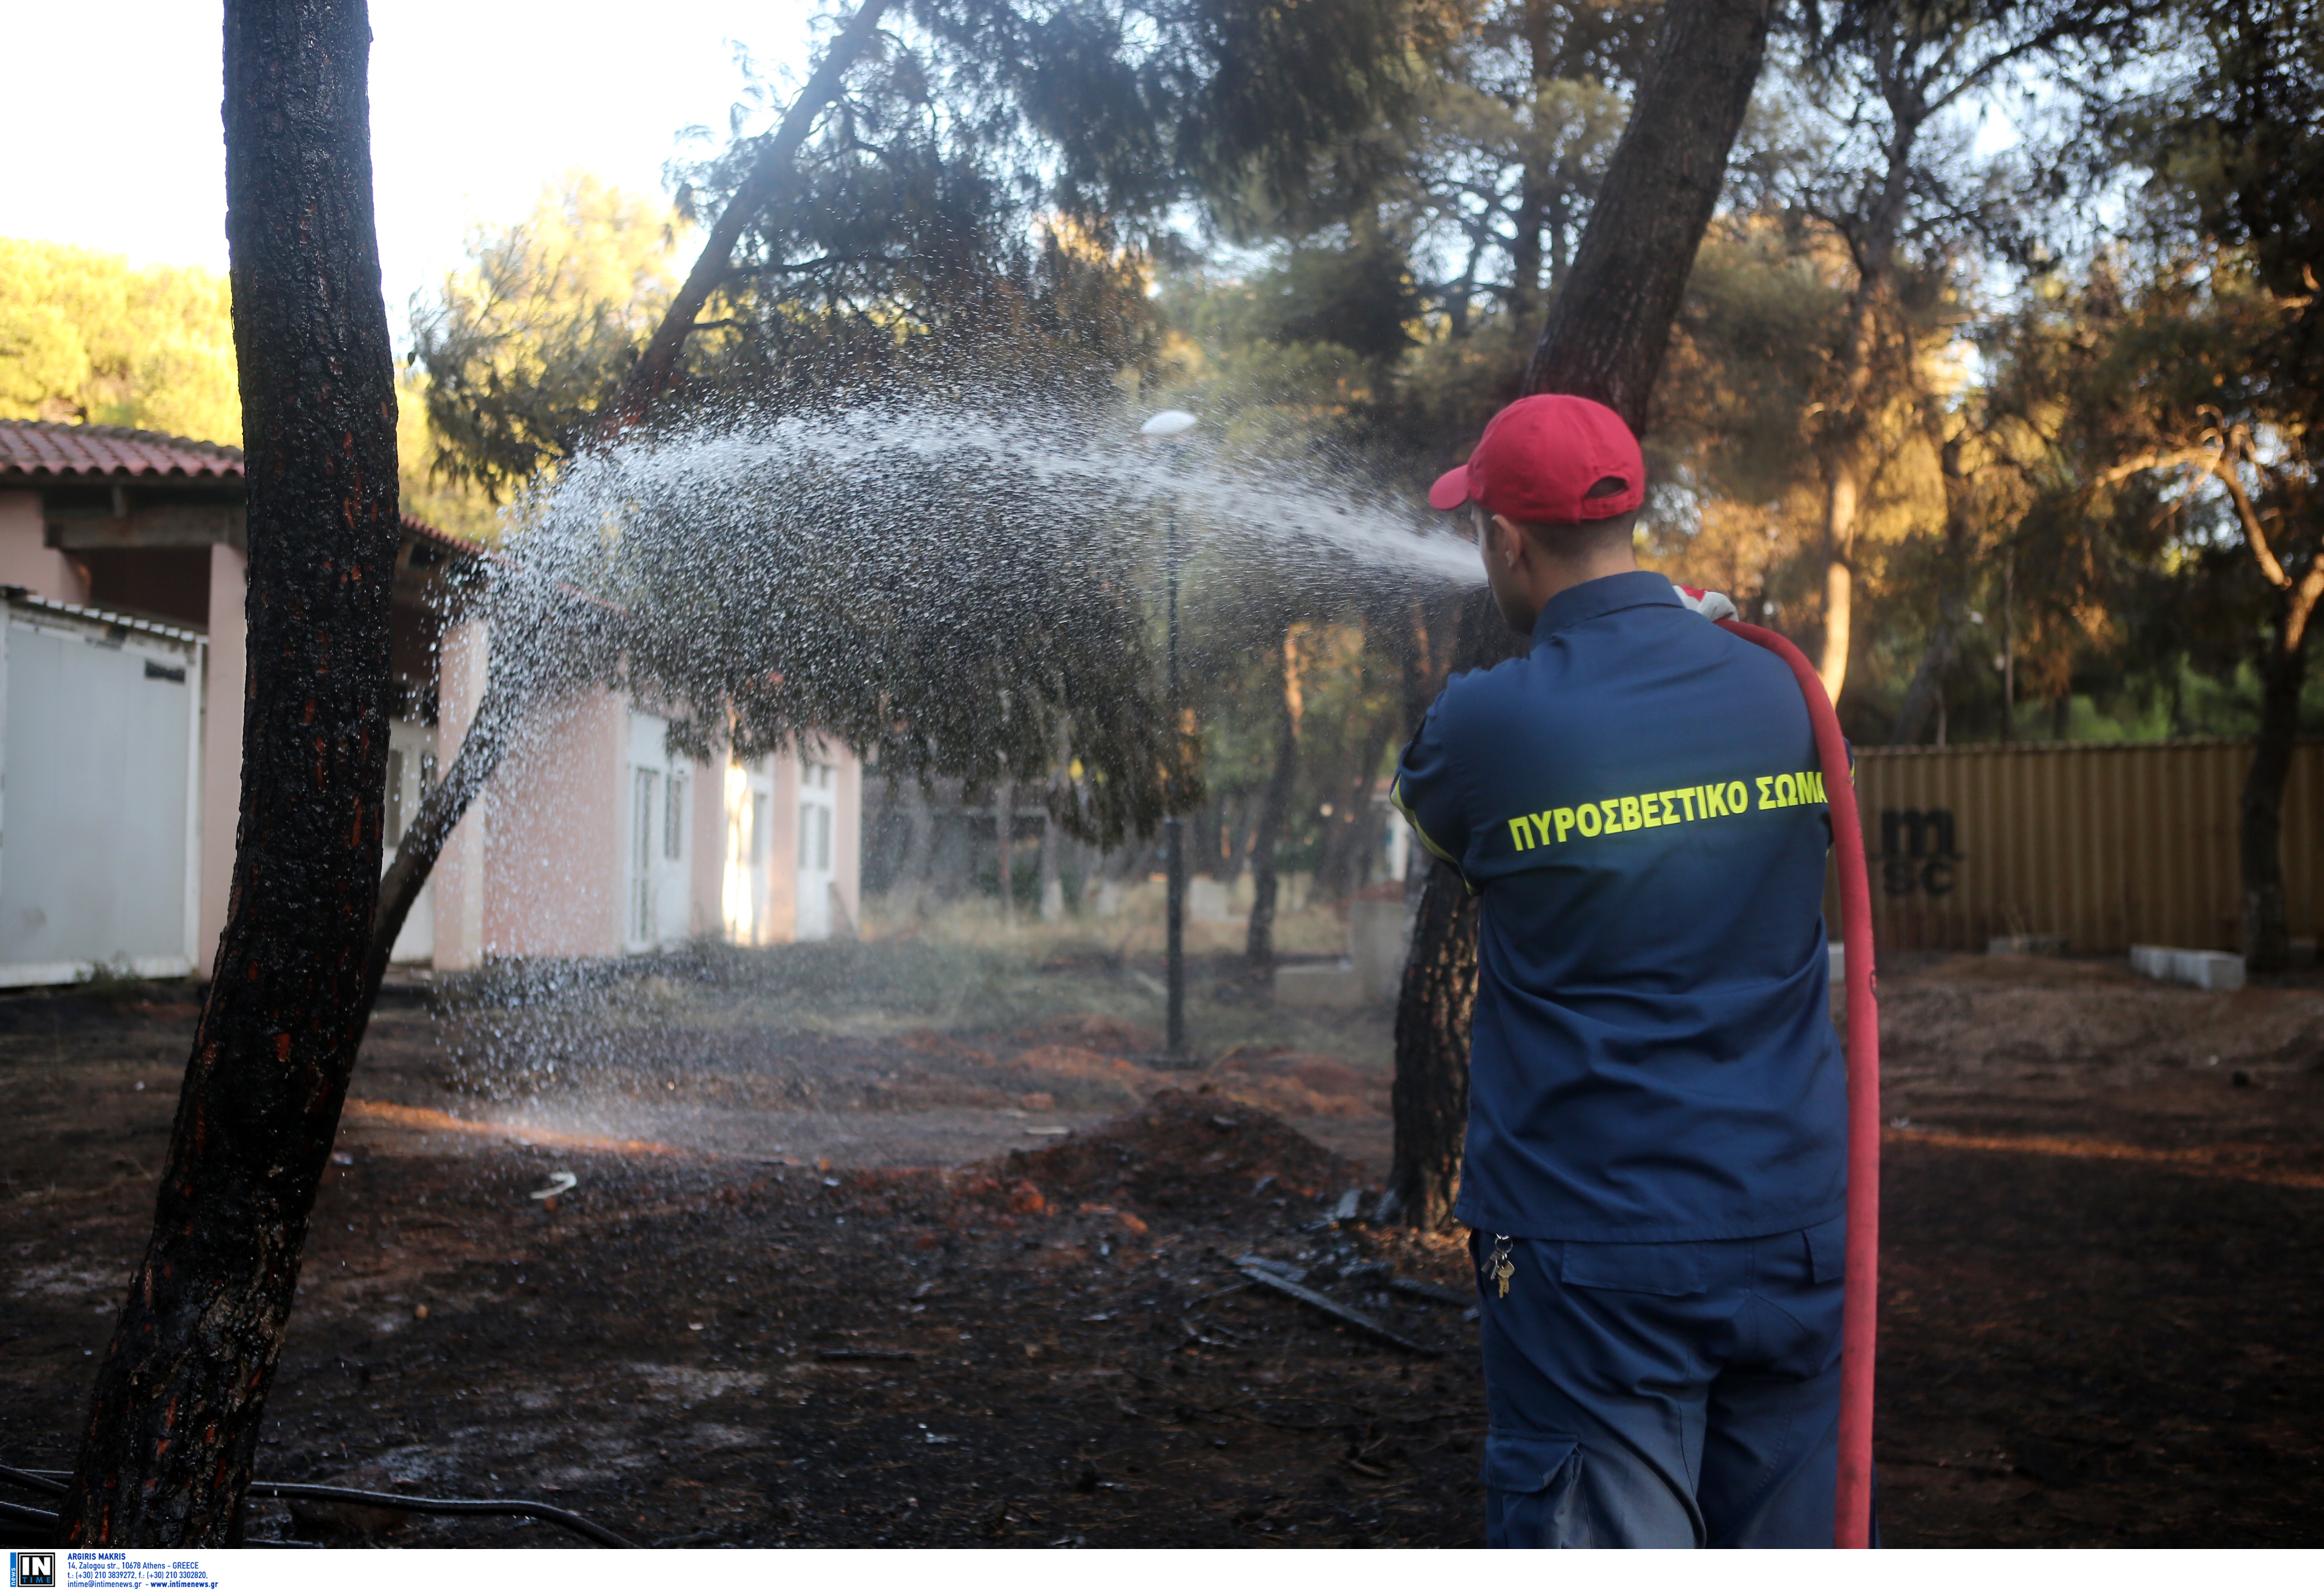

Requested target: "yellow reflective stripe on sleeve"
[{"left": 1390, "top": 775, "right": 1462, "bottom": 868}]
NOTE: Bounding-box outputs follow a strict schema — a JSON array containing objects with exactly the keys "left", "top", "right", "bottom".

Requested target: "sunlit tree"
[{"left": 0, "top": 240, "right": 240, "bottom": 444}]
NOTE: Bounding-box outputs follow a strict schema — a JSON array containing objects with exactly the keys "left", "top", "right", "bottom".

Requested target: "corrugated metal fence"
[{"left": 1825, "top": 738, "right": 2323, "bottom": 954}]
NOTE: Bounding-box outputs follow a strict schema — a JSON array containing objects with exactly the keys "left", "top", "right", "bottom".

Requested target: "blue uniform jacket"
[{"left": 1393, "top": 571, "right": 1846, "bottom": 1242}]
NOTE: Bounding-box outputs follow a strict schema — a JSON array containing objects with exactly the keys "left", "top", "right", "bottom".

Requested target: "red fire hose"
[{"left": 1718, "top": 618, "right": 1880, "bottom": 1550}]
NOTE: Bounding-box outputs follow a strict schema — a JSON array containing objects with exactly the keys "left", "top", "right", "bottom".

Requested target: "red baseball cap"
[{"left": 1428, "top": 393, "right": 1645, "bottom": 523}]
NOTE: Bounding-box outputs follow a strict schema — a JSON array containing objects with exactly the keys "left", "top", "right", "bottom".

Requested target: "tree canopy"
[
  {"left": 0, "top": 240, "right": 240, "bottom": 443},
  {"left": 408, "top": 174, "right": 689, "bottom": 502},
  {"left": 398, "top": 0, "right": 2324, "bottom": 958}
]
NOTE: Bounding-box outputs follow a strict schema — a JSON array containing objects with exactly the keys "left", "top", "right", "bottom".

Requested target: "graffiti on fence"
[{"left": 1879, "top": 807, "right": 1959, "bottom": 897}]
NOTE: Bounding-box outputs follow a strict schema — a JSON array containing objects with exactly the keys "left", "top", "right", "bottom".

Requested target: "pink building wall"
[
  {"left": 0, "top": 491, "right": 88, "bottom": 602},
  {"left": 481, "top": 687, "right": 624, "bottom": 958},
  {"left": 763, "top": 750, "right": 801, "bottom": 943},
  {"left": 0, "top": 489, "right": 861, "bottom": 973},
  {"left": 747, "top": 739, "right": 862, "bottom": 942}
]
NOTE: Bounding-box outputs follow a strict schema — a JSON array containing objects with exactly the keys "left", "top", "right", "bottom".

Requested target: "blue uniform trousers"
[{"left": 1474, "top": 1220, "right": 1850, "bottom": 1548}]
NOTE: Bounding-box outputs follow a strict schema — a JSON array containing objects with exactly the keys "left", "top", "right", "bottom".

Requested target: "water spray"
[
  {"left": 433, "top": 401, "right": 1877, "bottom": 1546},
  {"left": 430, "top": 398, "right": 1476, "bottom": 1099}
]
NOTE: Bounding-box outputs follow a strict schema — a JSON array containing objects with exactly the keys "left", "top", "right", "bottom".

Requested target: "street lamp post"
[{"left": 1140, "top": 408, "right": 1198, "bottom": 1058}]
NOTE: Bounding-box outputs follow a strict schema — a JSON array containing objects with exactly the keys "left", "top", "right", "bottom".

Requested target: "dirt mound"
[
  {"left": 973, "top": 1087, "right": 1370, "bottom": 1223},
  {"left": 996, "top": 1044, "right": 1154, "bottom": 1105},
  {"left": 1207, "top": 1047, "right": 1388, "bottom": 1119}
]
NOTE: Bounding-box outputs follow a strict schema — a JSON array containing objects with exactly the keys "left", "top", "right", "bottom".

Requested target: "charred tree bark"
[
  {"left": 1247, "top": 628, "right": 1304, "bottom": 966},
  {"left": 1390, "top": 0, "right": 1774, "bottom": 1229},
  {"left": 1386, "top": 591, "right": 1522, "bottom": 1226},
  {"left": 1889, "top": 597, "right": 1965, "bottom": 746},
  {"left": 1383, "top": 860, "right": 1481, "bottom": 1228},
  {"left": 61, "top": 0, "right": 401, "bottom": 1544},
  {"left": 1399, "top": 598, "right": 1440, "bottom": 734}
]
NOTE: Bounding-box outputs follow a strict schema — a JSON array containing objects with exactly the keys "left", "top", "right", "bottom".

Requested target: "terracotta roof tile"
[
  {"left": 401, "top": 513, "right": 491, "bottom": 563},
  {"left": 2, "top": 421, "right": 490, "bottom": 565},
  {"left": 0, "top": 420, "right": 244, "bottom": 482}
]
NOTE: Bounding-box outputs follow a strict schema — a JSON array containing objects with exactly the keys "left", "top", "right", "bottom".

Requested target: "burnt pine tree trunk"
[
  {"left": 1246, "top": 627, "right": 1304, "bottom": 966},
  {"left": 1388, "top": 0, "right": 1776, "bottom": 1228},
  {"left": 1038, "top": 804, "right": 1063, "bottom": 922},
  {"left": 1382, "top": 859, "right": 1484, "bottom": 1227},
  {"left": 60, "top": 0, "right": 401, "bottom": 1545},
  {"left": 1385, "top": 591, "right": 1523, "bottom": 1225}
]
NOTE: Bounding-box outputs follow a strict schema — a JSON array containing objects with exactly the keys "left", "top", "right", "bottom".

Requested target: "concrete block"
[
  {"left": 1988, "top": 935, "right": 2068, "bottom": 957},
  {"left": 2130, "top": 944, "right": 2246, "bottom": 992},
  {"left": 1187, "top": 877, "right": 1236, "bottom": 923},
  {"left": 1349, "top": 888, "right": 1410, "bottom": 1003},
  {"left": 1275, "top": 960, "right": 1362, "bottom": 1008}
]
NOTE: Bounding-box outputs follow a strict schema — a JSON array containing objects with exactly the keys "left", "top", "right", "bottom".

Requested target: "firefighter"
[{"left": 1393, "top": 393, "right": 1852, "bottom": 1548}]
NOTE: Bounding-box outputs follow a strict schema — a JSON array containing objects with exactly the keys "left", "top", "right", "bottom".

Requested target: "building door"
[
  {"left": 629, "top": 766, "right": 659, "bottom": 949},
  {"left": 723, "top": 758, "right": 774, "bottom": 945},
  {"left": 796, "top": 751, "right": 836, "bottom": 940},
  {"left": 626, "top": 712, "right": 692, "bottom": 952}
]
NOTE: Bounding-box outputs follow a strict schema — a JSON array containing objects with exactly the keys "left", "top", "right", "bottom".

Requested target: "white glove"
[{"left": 1672, "top": 583, "right": 1738, "bottom": 623}]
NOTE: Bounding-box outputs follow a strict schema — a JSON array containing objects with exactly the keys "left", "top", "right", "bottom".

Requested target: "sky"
[
  {"left": 6, "top": 0, "right": 822, "bottom": 340},
  {"left": 8, "top": 1, "right": 2055, "bottom": 348}
]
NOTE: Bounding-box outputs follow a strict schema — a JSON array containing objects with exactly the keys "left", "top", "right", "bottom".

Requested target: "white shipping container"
[{"left": 0, "top": 594, "right": 203, "bottom": 986}]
